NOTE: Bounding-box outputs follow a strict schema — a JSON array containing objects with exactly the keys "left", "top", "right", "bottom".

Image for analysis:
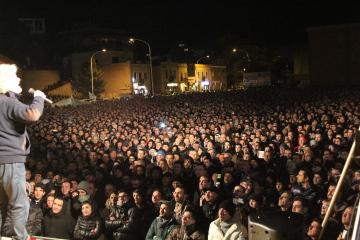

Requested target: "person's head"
[
  {"left": 218, "top": 200, "right": 236, "bottom": 222},
  {"left": 292, "top": 197, "right": 307, "bottom": 215},
  {"left": 297, "top": 169, "right": 310, "bottom": 185},
  {"left": 342, "top": 206, "right": 354, "bottom": 229},
  {"left": 313, "top": 173, "right": 323, "bottom": 186},
  {"left": 117, "top": 190, "right": 129, "bottom": 206},
  {"left": 159, "top": 201, "right": 174, "bottom": 219},
  {"left": 61, "top": 180, "right": 72, "bottom": 196},
  {"left": 132, "top": 189, "right": 144, "bottom": 206},
  {"left": 249, "top": 194, "right": 262, "bottom": 209},
  {"left": 46, "top": 193, "right": 55, "bottom": 209},
  {"left": 77, "top": 181, "right": 90, "bottom": 197},
  {"left": 52, "top": 197, "right": 64, "bottom": 214},
  {"left": 34, "top": 183, "right": 46, "bottom": 201},
  {"left": 204, "top": 187, "right": 218, "bottom": 204},
  {"left": 152, "top": 189, "right": 163, "bottom": 204},
  {"left": 320, "top": 199, "right": 330, "bottom": 217},
  {"left": 0, "top": 54, "right": 22, "bottom": 94},
  {"left": 81, "top": 201, "right": 93, "bottom": 217},
  {"left": 307, "top": 219, "right": 322, "bottom": 239},
  {"left": 278, "top": 191, "right": 292, "bottom": 210},
  {"left": 199, "top": 175, "right": 209, "bottom": 190},
  {"left": 173, "top": 186, "right": 186, "bottom": 203},
  {"left": 182, "top": 209, "right": 196, "bottom": 226},
  {"left": 327, "top": 183, "right": 336, "bottom": 200},
  {"left": 104, "top": 183, "right": 115, "bottom": 198}
]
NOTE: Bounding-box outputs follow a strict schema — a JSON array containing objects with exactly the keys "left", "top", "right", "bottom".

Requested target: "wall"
[
  {"left": 47, "top": 82, "right": 73, "bottom": 96},
  {"left": 22, "top": 70, "right": 59, "bottom": 91},
  {"left": 101, "top": 62, "right": 132, "bottom": 98}
]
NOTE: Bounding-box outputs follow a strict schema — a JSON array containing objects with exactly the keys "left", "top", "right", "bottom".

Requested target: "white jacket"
[{"left": 208, "top": 218, "right": 248, "bottom": 240}]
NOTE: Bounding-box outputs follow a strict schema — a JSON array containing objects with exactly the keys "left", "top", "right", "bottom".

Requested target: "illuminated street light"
[
  {"left": 90, "top": 48, "right": 106, "bottom": 96},
  {"left": 232, "top": 48, "right": 251, "bottom": 62},
  {"left": 129, "top": 37, "right": 154, "bottom": 96},
  {"left": 196, "top": 55, "right": 210, "bottom": 64}
]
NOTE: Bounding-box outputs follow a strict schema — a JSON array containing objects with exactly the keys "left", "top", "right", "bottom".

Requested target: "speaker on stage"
[{"left": 248, "top": 211, "right": 304, "bottom": 240}]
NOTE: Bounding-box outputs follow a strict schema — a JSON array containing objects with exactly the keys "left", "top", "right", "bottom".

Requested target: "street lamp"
[
  {"left": 196, "top": 55, "right": 210, "bottom": 64},
  {"left": 129, "top": 38, "right": 154, "bottom": 96},
  {"left": 90, "top": 48, "right": 106, "bottom": 96},
  {"left": 232, "top": 48, "right": 251, "bottom": 62}
]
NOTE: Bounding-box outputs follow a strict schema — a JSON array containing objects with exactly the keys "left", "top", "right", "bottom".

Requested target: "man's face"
[
  {"left": 159, "top": 203, "right": 172, "bottom": 218},
  {"left": 152, "top": 190, "right": 162, "bottom": 204},
  {"left": 52, "top": 199, "right": 64, "bottom": 214},
  {"left": 327, "top": 185, "right": 336, "bottom": 199},
  {"left": 296, "top": 170, "right": 306, "bottom": 184},
  {"left": 292, "top": 200, "right": 303, "bottom": 214},
  {"left": 199, "top": 176, "right": 209, "bottom": 190},
  {"left": 117, "top": 192, "right": 128, "bottom": 206},
  {"left": 34, "top": 187, "right": 45, "bottom": 200},
  {"left": 342, "top": 207, "right": 353, "bottom": 226},
  {"left": 307, "top": 220, "right": 321, "bottom": 238},
  {"left": 204, "top": 190, "right": 217, "bottom": 203},
  {"left": 173, "top": 188, "right": 185, "bottom": 203},
  {"left": 321, "top": 201, "right": 329, "bottom": 216},
  {"left": 182, "top": 211, "right": 195, "bottom": 226},
  {"left": 278, "top": 192, "right": 291, "bottom": 208},
  {"left": 61, "top": 182, "right": 71, "bottom": 195}
]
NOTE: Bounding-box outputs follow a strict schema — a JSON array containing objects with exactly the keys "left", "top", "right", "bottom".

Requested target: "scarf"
[{"left": 219, "top": 220, "right": 232, "bottom": 235}]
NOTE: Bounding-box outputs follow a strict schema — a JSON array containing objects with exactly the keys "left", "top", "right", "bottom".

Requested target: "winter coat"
[
  {"left": 2, "top": 201, "right": 43, "bottom": 236},
  {"left": 74, "top": 215, "right": 102, "bottom": 240},
  {"left": 105, "top": 202, "right": 139, "bottom": 240},
  {"left": 146, "top": 216, "right": 179, "bottom": 240},
  {"left": 26, "top": 202, "right": 44, "bottom": 236},
  {"left": 43, "top": 205, "right": 76, "bottom": 239},
  {"left": 167, "top": 225, "right": 205, "bottom": 240},
  {"left": 208, "top": 218, "right": 248, "bottom": 240}
]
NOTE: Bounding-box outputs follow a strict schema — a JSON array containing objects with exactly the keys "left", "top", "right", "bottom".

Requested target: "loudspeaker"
[{"left": 248, "top": 211, "right": 304, "bottom": 240}]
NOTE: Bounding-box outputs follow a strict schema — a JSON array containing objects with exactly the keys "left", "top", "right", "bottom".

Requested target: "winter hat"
[
  {"left": 219, "top": 200, "right": 236, "bottom": 217},
  {"left": 77, "top": 180, "right": 90, "bottom": 194}
]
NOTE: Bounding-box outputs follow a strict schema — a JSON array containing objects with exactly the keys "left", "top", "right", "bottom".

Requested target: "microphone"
[{"left": 28, "top": 88, "right": 53, "bottom": 104}]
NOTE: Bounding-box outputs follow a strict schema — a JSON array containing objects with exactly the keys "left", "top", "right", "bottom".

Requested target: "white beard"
[{"left": 0, "top": 64, "right": 22, "bottom": 94}]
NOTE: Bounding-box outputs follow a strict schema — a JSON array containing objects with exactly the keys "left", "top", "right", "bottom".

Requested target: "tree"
[{"left": 72, "top": 60, "right": 105, "bottom": 98}]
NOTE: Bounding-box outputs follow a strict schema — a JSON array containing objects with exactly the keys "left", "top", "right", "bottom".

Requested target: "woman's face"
[{"left": 82, "top": 203, "right": 92, "bottom": 217}]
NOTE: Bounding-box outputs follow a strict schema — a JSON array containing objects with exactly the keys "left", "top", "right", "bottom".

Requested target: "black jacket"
[
  {"left": 105, "top": 202, "right": 140, "bottom": 240},
  {"left": 74, "top": 215, "right": 102, "bottom": 240},
  {"left": 43, "top": 205, "right": 76, "bottom": 239}
]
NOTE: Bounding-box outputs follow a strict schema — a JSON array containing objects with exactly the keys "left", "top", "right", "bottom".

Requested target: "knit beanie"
[
  {"left": 219, "top": 200, "right": 236, "bottom": 217},
  {"left": 77, "top": 180, "right": 90, "bottom": 194}
]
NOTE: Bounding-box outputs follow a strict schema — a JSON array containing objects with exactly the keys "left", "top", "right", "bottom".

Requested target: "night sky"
[{"left": 1, "top": 1, "right": 360, "bottom": 50}]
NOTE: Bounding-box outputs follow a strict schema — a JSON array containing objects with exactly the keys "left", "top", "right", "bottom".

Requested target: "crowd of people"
[{"left": 3, "top": 87, "right": 360, "bottom": 240}]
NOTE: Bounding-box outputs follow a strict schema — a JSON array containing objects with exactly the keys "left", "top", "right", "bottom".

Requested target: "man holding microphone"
[{"left": 0, "top": 54, "right": 47, "bottom": 240}]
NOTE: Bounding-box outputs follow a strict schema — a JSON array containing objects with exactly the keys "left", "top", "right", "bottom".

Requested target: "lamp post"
[
  {"left": 90, "top": 49, "right": 106, "bottom": 96},
  {"left": 129, "top": 38, "right": 154, "bottom": 96},
  {"left": 196, "top": 55, "right": 210, "bottom": 64}
]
